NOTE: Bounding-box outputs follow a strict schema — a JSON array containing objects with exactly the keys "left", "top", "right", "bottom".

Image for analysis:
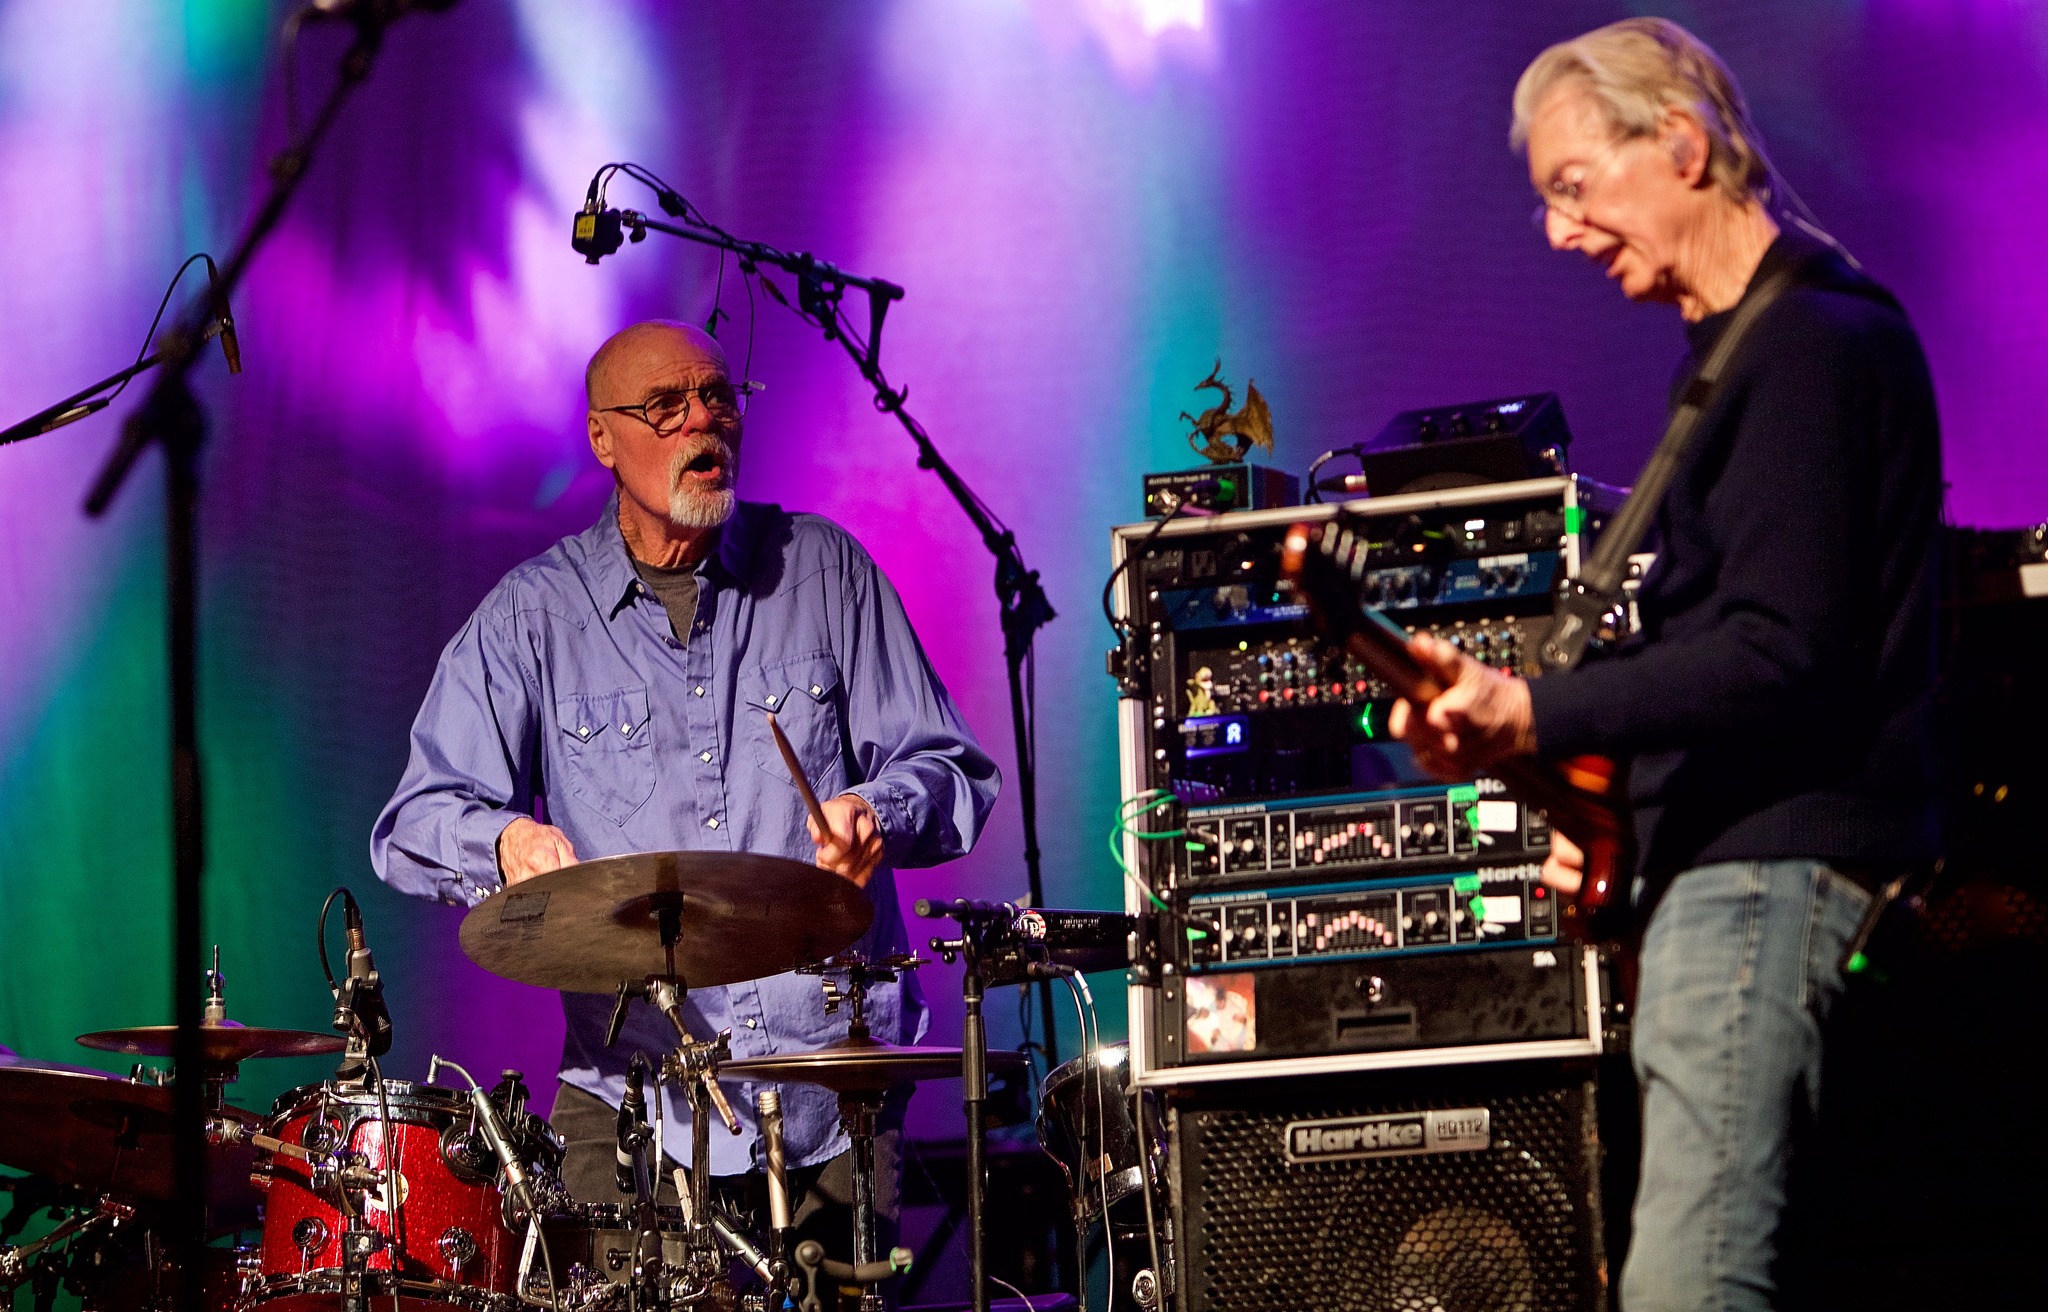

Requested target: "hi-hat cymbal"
[
  {"left": 0, "top": 1063, "right": 262, "bottom": 1220},
  {"left": 460, "top": 851, "right": 875, "bottom": 994},
  {"left": 77, "top": 1020, "right": 344, "bottom": 1064},
  {"left": 717, "top": 1037, "right": 1029, "bottom": 1095}
]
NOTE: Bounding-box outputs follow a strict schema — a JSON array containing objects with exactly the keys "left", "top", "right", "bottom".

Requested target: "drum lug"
[
  {"left": 292, "top": 1215, "right": 330, "bottom": 1256},
  {"left": 438, "top": 1226, "right": 479, "bottom": 1276}
]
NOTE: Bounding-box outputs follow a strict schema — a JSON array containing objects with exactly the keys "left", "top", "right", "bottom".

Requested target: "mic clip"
[{"left": 573, "top": 206, "right": 625, "bottom": 265}]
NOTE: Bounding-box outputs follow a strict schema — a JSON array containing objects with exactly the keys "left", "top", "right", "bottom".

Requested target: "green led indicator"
[
  {"left": 1453, "top": 874, "right": 1482, "bottom": 894},
  {"left": 1469, "top": 895, "right": 1487, "bottom": 920},
  {"left": 1845, "top": 951, "right": 1869, "bottom": 975},
  {"left": 1465, "top": 805, "right": 1480, "bottom": 831},
  {"left": 1357, "top": 705, "right": 1376, "bottom": 738},
  {"left": 1564, "top": 506, "right": 1586, "bottom": 535},
  {"left": 1447, "top": 784, "right": 1479, "bottom": 805},
  {"left": 1186, "top": 926, "right": 1211, "bottom": 941}
]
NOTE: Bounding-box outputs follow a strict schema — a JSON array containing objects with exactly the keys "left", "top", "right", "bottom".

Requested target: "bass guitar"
[{"left": 1280, "top": 517, "right": 1633, "bottom": 942}]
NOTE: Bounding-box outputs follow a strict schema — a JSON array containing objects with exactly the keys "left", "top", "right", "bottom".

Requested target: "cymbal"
[
  {"left": 0, "top": 1063, "right": 262, "bottom": 1220},
  {"left": 717, "top": 1037, "right": 1029, "bottom": 1095},
  {"left": 460, "top": 851, "right": 875, "bottom": 994},
  {"left": 77, "top": 1020, "right": 344, "bottom": 1063}
]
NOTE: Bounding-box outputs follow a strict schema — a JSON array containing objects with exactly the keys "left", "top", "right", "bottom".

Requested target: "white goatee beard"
[{"left": 665, "top": 441, "right": 737, "bottom": 529}]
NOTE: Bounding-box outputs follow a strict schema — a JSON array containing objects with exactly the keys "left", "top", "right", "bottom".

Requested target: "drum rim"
[
  {"left": 1041, "top": 1040, "right": 1130, "bottom": 1092},
  {"left": 268, "top": 1077, "right": 470, "bottom": 1121},
  {"left": 245, "top": 1268, "right": 515, "bottom": 1311}
]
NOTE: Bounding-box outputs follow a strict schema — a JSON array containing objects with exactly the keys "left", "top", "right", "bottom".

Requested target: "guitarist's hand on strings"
[
  {"left": 1539, "top": 830, "right": 1586, "bottom": 897},
  {"left": 1387, "top": 634, "right": 1538, "bottom": 781}
]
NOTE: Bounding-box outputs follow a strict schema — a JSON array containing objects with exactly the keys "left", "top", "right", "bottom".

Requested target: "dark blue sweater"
[{"left": 1528, "top": 230, "right": 1943, "bottom": 885}]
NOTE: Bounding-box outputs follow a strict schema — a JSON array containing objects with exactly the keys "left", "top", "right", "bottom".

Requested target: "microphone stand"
[
  {"left": 922, "top": 899, "right": 1024, "bottom": 1312},
  {"left": 0, "top": 17, "right": 414, "bottom": 1311},
  {"left": 594, "top": 197, "right": 1064, "bottom": 1063}
]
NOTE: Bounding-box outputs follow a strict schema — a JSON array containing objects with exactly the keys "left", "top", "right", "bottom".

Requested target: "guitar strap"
[{"left": 1538, "top": 264, "right": 1799, "bottom": 673}]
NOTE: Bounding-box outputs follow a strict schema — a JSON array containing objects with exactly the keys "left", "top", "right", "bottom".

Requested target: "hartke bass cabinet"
[{"left": 1169, "top": 1061, "right": 1611, "bottom": 1312}]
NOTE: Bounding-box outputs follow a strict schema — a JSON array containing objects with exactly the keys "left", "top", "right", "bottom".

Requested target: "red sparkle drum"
[{"left": 249, "top": 1079, "right": 561, "bottom": 1311}]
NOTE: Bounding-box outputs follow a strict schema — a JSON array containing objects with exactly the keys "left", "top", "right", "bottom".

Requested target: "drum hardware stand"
[
  {"left": 337, "top": 1211, "right": 386, "bottom": 1312},
  {"left": 790, "top": 1238, "right": 913, "bottom": 1312},
  {"left": 0, "top": 1196, "right": 134, "bottom": 1295}
]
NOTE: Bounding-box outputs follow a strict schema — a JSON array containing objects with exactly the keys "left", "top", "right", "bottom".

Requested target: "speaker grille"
[{"left": 1174, "top": 1067, "right": 1604, "bottom": 1311}]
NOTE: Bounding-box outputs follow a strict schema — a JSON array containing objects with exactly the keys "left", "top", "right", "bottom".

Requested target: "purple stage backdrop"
[{"left": 2, "top": 0, "right": 2045, "bottom": 1156}]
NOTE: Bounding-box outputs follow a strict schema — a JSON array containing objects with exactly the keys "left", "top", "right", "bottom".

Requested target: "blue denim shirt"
[{"left": 371, "top": 496, "right": 1000, "bottom": 1173}]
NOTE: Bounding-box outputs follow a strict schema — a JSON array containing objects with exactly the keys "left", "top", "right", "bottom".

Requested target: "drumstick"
[{"left": 765, "top": 712, "right": 831, "bottom": 833}]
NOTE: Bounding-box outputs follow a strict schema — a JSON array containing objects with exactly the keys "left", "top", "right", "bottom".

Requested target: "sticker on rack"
[{"left": 1185, "top": 972, "right": 1257, "bottom": 1055}]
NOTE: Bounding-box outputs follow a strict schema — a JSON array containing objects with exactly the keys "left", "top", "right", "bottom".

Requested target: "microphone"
[
  {"left": 331, "top": 892, "right": 393, "bottom": 1078},
  {"left": 913, "top": 896, "right": 1017, "bottom": 924},
  {"left": 756, "top": 1089, "right": 791, "bottom": 1234},
  {"left": 915, "top": 899, "right": 1138, "bottom": 984},
  {"left": 204, "top": 259, "right": 241, "bottom": 375},
  {"left": 615, "top": 1055, "right": 649, "bottom": 1195},
  {"left": 426, "top": 1058, "right": 536, "bottom": 1221},
  {"left": 342, "top": 898, "right": 393, "bottom": 1058},
  {"left": 467, "top": 1080, "right": 533, "bottom": 1213}
]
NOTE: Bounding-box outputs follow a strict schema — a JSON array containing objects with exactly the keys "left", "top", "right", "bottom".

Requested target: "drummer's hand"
[
  {"left": 498, "top": 816, "right": 577, "bottom": 885},
  {"left": 1540, "top": 829, "right": 1586, "bottom": 896},
  {"left": 811, "top": 793, "right": 884, "bottom": 889}
]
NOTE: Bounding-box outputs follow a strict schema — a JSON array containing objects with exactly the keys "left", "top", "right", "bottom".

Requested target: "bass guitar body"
[{"left": 1281, "top": 518, "right": 1635, "bottom": 943}]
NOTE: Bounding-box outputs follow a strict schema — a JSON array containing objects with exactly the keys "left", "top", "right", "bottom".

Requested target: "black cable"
[
  {"left": 316, "top": 886, "right": 350, "bottom": 995},
  {"left": 1100, "top": 503, "right": 1185, "bottom": 644},
  {"left": 706, "top": 246, "right": 728, "bottom": 338},
  {"left": 99, "top": 253, "right": 215, "bottom": 413}
]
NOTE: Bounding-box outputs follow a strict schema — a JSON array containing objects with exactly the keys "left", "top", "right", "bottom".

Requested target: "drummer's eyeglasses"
[{"left": 598, "top": 379, "right": 763, "bottom": 434}]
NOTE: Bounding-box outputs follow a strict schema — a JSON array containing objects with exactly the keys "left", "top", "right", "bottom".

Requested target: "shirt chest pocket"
[
  {"left": 739, "top": 655, "right": 847, "bottom": 797},
  {"left": 555, "top": 686, "right": 657, "bottom": 826}
]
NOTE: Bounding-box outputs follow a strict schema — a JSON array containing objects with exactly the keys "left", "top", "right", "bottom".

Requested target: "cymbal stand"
[
  {"left": 798, "top": 955, "right": 920, "bottom": 1312},
  {"left": 836, "top": 1089, "right": 888, "bottom": 1312},
  {"left": 603, "top": 899, "right": 743, "bottom": 1303}
]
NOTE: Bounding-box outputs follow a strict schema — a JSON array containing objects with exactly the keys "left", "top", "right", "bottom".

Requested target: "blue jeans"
[{"left": 1621, "top": 860, "right": 1871, "bottom": 1312}]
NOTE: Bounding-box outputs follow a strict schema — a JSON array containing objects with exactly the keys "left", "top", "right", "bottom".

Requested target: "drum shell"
[
  {"left": 250, "top": 1080, "right": 532, "bottom": 1309},
  {"left": 539, "top": 1203, "right": 691, "bottom": 1289},
  {"left": 1036, "top": 1044, "right": 1150, "bottom": 1227}
]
